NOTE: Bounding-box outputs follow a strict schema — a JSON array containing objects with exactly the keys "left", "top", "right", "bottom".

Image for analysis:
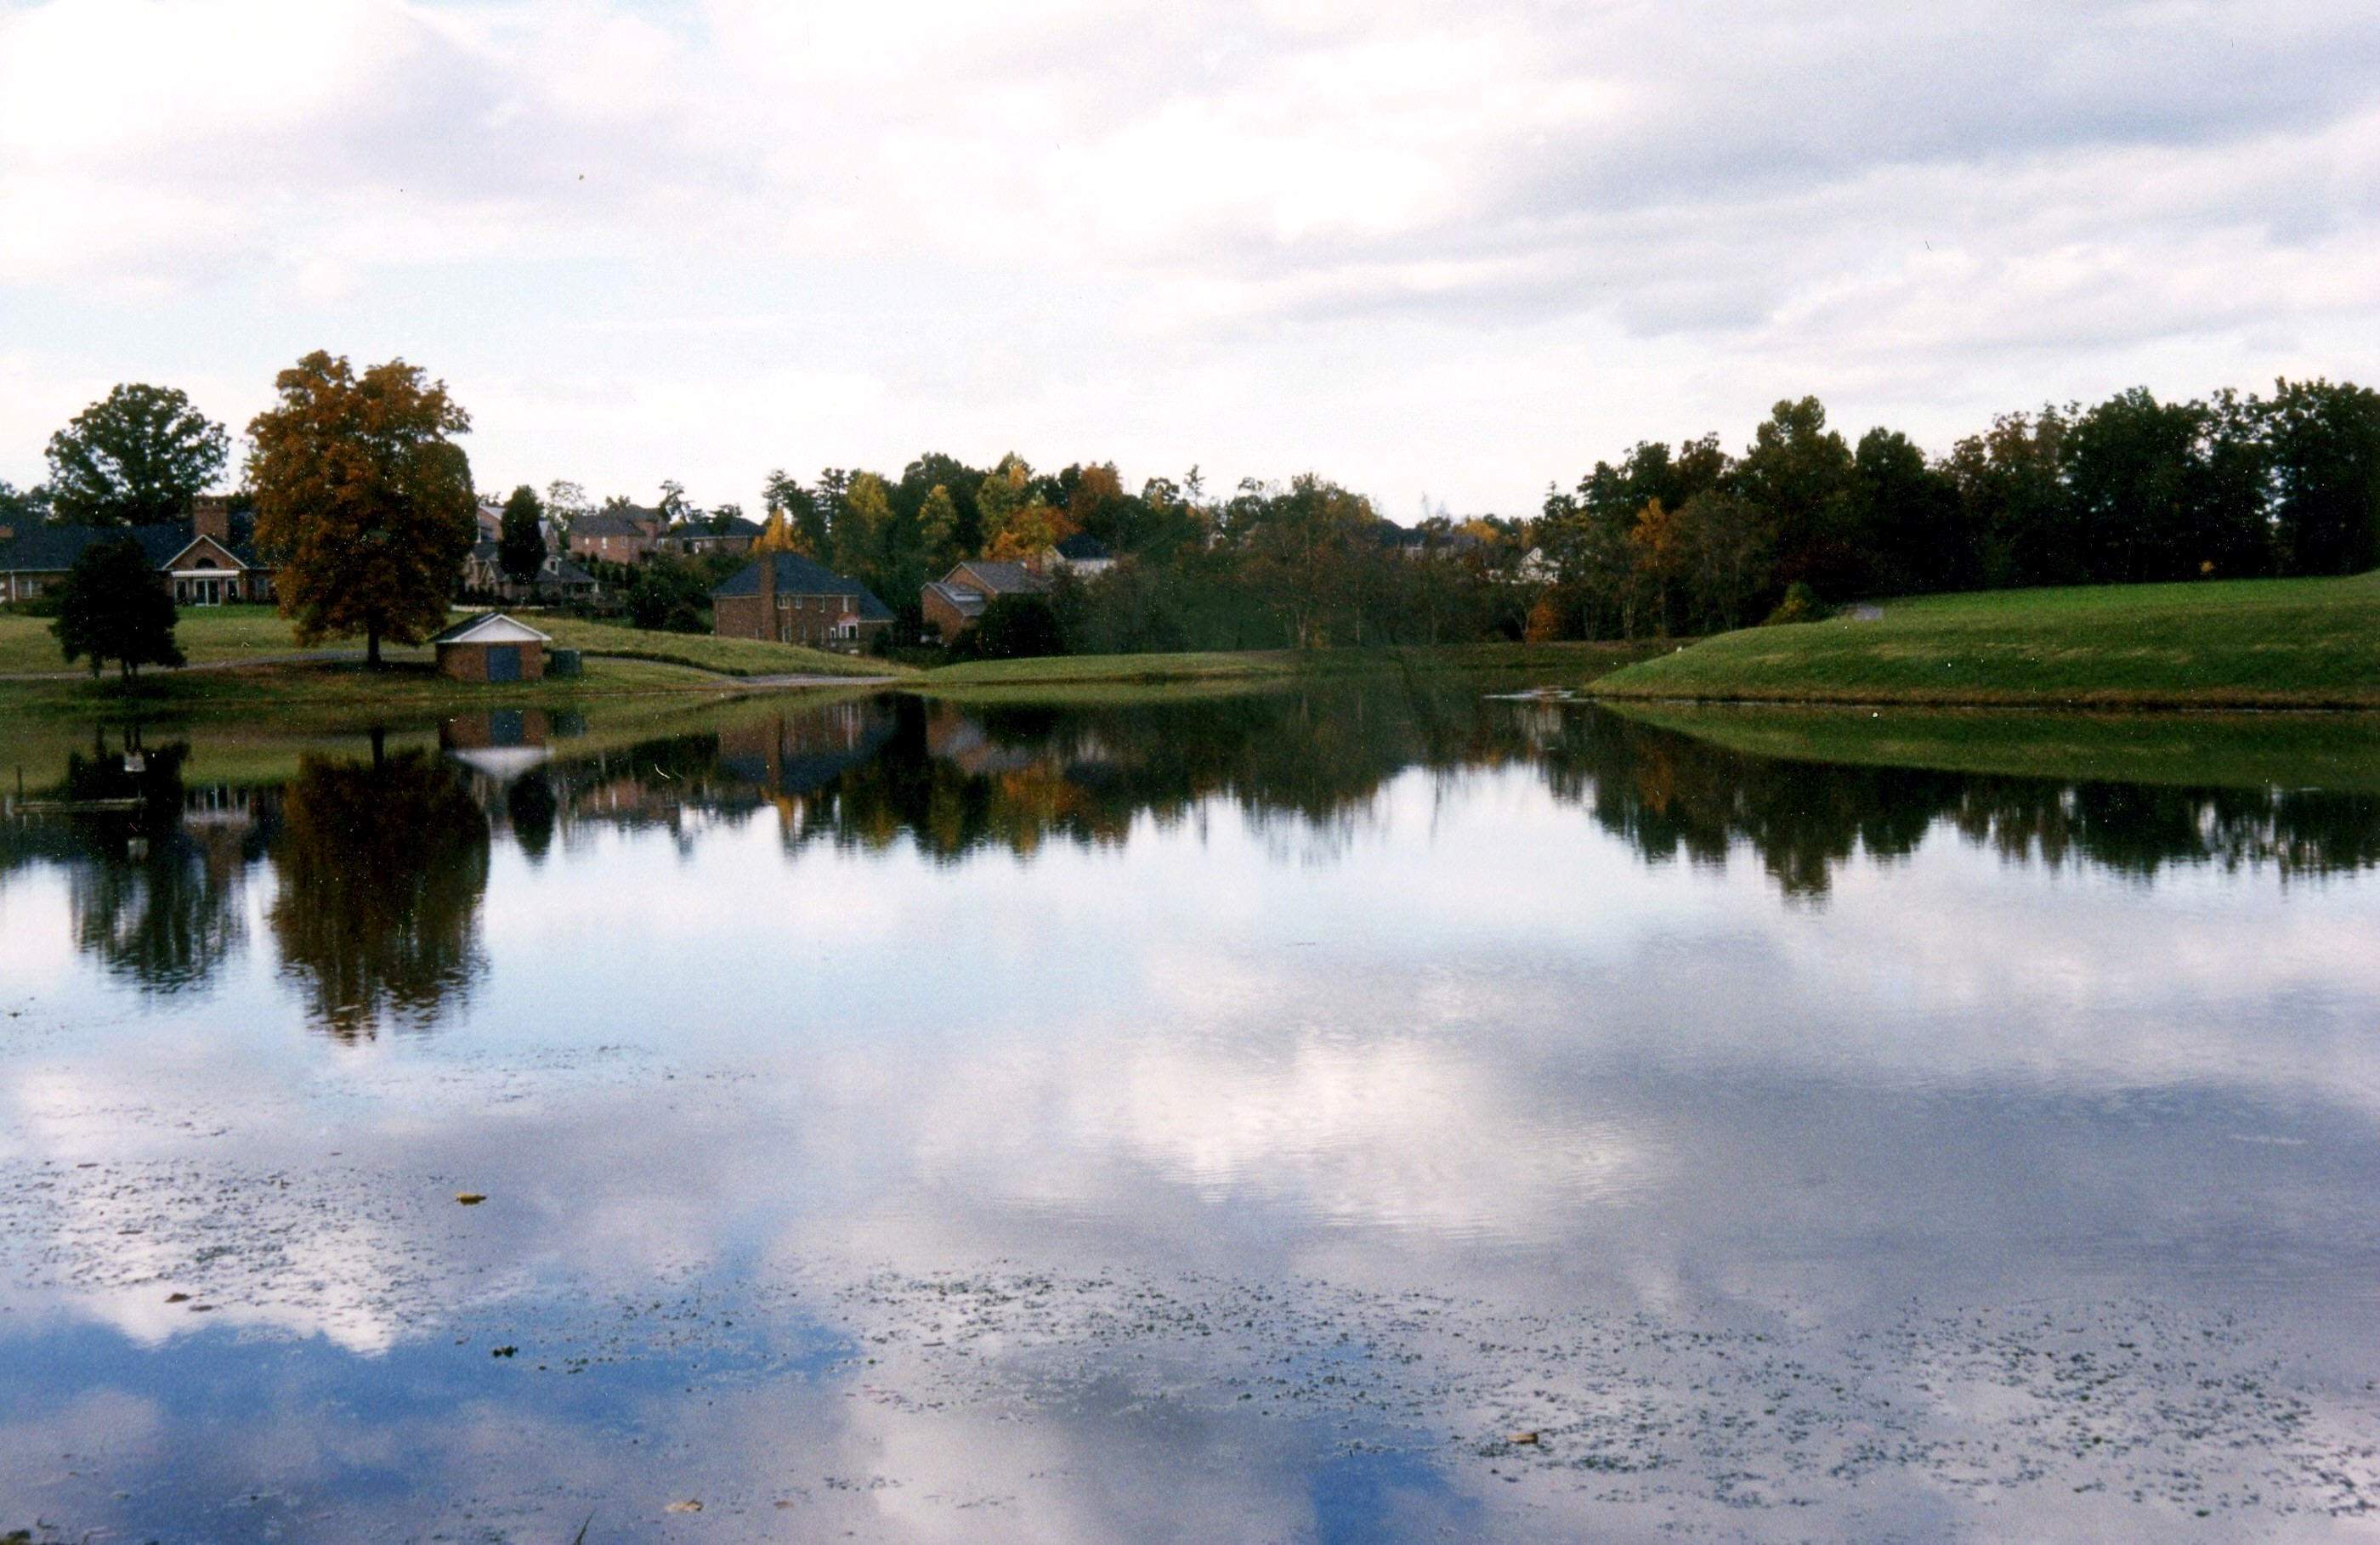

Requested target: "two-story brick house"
[{"left": 711, "top": 552, "right": 893, "bottom": 653}]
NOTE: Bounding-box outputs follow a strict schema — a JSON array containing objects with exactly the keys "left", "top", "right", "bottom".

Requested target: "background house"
[
  {"left": 1037, "top": 532, "right": 1115, "bottom": 577},
  {"left": 0, "top": 500, "right": 279, "bottom": 605},
  {"left": 566, "top": 507, "right": 666, "bottom": 563},
  {"left": 921, "top": 559, "right": 1049, "bottom": 641},
  {"left": 662, "top": 514, "right": 764, "bottom": 557},
  {"left": 712, "top": 552, "right": 892, "bottom": 653},
  {"left": 464, "top": 541, "right": 600, "bottom": 603}
]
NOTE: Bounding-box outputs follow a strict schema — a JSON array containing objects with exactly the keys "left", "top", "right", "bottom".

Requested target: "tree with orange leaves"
[{"left": 246, "top": 352, "right": 475, "bottom": 667}]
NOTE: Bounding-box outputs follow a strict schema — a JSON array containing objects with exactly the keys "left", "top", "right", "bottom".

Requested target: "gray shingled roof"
[
  {"left": 571, "top": 509, "right": 659, "bottom": 538},
  {"left": 0, "top": 522, "right": 264, "bottom": 573},
  {"left": 949, "top": 560, "right": 1047, "bottom": 595},
  {"left": 923, "top": 581, "right": 988, "bottom": 618},
  {"left": 711, "top": 553, "right": 892, "bottom": 621}
]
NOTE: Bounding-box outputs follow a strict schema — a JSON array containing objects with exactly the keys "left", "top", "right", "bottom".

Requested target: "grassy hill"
[
  {"left": 0, "top": 604, "right": 900, "bottom": 682},
  {"left": 1590, "top": 570, "right": 2380, "bottom": 709},
  {"left": 922, "top": 640, "right": 1663, "bottom": 690}
]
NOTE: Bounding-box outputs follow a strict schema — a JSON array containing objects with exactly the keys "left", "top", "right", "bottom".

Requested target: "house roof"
[
  {"left": 923, "top": 581, "right": 988, "bottom": 618},
  {"left": 711, "top": 553, "right": 893, "bottom": 621},
  {"left": 948, "top": 560, "right": 1048, "bottom": 595},
  {"left": 1054, "top": 532, "right": 1111, "bottom": 560},
  {"left": 572, "top": 509, "right": 659, "bottom": 538},
  {"left": 430, "top": 612, "right": 554, "bottom": 646},
  {"left": 0, "top": 522, "right": 264, "bottom": 574}
]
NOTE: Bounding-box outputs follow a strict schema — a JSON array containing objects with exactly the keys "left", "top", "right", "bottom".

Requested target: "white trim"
[
  {"left": 160, "top": 535, "right": 250, "bottom": 571},
  {"left": 435, "top": 612, "right": 553, "bottom": 645}
]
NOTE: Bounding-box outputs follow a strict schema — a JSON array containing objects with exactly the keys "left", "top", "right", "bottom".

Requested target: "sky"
[{"left": 3, "top": 0, "right": 2378, "bottom": 518}]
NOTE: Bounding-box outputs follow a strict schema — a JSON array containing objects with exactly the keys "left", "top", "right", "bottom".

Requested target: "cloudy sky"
[{"left": 3, "top": 0, "right": 2377, "bottom": 515}]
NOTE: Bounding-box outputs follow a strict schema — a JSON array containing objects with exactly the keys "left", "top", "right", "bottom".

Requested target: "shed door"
[{"left": 486, "top": 645, "right": 522, "bottom": 682}]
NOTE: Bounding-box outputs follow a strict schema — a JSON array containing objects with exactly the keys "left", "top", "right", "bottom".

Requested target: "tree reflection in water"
[
  {"left": 8, "top": 687, "right": 2380, "bottom": 1025},
  {"left": 54, "top": 739, "right": 258, "bottom": 993},
  {"left": 538, "top": 688, "right": 2380, "bottom": 897},
  {"left": 269, "top": 739, "right": 490, "bottom": 1040}
]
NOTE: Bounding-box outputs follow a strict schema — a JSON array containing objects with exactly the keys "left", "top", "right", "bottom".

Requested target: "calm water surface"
[{"left": 2, "top": 682, "right": 2377, "bottom": 1542}]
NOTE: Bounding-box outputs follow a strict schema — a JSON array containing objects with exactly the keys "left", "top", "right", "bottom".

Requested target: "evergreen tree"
[{"left": 498, "top": 484, "right": 547, "bottom": 588}]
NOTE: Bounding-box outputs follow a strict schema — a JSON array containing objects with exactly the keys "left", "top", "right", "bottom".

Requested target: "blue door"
[{"left": 486, "top": 645, "right": 522, "bottom": 683}]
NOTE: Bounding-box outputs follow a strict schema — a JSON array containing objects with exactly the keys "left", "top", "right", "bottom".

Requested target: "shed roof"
[{"left": 430, "top": 612, "right": 554, "bottom": 646}]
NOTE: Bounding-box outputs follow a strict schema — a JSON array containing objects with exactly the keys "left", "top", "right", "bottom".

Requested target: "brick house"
[
  {"left": 464, "top": 541, "right": 600, "bottom": 603},
  {"left": 0, "top": 498, "right": 280, "bottom": 606},
  {"left": 661, "top": 515, "right": 765, "bottom": 557},
  {"left": 1038, "top": 532, "right": 1115, "bottom": 577},
  {"left": 711, "top": 552, "right": 892, "bottom": 653},
  {"left": 565, "top": 507, "right": 666, "bottom": 564},
  {"left": 920, "top": 559, "right": 1049, "bottom": 642}
]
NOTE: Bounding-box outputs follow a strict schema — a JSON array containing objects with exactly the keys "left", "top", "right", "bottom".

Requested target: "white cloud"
[{"left": 2, "top": 0, "right": 2377, "bottom": 508}]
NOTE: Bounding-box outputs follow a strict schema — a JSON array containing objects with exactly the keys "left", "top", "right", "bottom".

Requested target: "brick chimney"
[
  {"left": 190, "top": 495, "right": 231, "bottom": 546},
  {"left": 756, "top": 552, "right": 777, "bottom": 642}
]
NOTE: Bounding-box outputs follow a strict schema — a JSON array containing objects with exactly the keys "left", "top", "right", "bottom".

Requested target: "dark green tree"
[
  {"left": 1731, "top": 397, "right": 1856, "bottom": 598},
  {"left": 0, "top": 479, "right": 52, "bottom": 527},
  {"left": 498, "top": 484, "right": 546, "bottom": 588},
  {"left": 952, "top": 594, "right": 1068, "bottom": 660},
  {"left": 2262, "top": 378, "right": 2380, "bottom": 575},
  {"left": 52, "top": 536, "right": 185, "bottom": 679},
  {"left": 45, "top": 384, "right": 230, "bottom": 527}
]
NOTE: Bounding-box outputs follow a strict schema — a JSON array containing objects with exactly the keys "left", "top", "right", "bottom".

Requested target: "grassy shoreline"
[
  {"left": 915, "top": 639, "right": 1667, "bottom": 691},
  {"left": 1606, "top": 700, "right": 2380, "bottom": 792},
  {"left": 0, "top": 620, "right": 1669, "bottom": 715},
  {"left": 1590, "top": 570, "right": 2380, "bottom": 709}
]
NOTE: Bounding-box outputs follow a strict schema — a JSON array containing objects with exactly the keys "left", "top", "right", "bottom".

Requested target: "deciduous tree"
[
  {"left": 53, "top": 535, "right": 185, "bottom": 679},
  {"left": 46, "top": 384, "right": 230, "bottom": 527},
  {"left": 246, "top": 352, "right": 476, "bottom": 667}
]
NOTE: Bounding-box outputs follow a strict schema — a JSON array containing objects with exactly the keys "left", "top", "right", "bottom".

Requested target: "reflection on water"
[
  {"left": 3, "top": 682, "right": 2380, "bottom": 1538},
  {"left": 270, "top": 741, "right": 490, "bottom": 1041},
  {"left": 14, "top": 692, "right": 2380, "bottom": 1027}
]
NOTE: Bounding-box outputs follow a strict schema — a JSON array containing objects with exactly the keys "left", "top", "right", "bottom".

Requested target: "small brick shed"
[{"left": 430, "top": 613, "right": 553, "bottom": 683}]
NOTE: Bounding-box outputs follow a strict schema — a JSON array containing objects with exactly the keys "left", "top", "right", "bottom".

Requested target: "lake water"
[{"left": 3, "top": 682, "right": 2377, "bottom": 1542}]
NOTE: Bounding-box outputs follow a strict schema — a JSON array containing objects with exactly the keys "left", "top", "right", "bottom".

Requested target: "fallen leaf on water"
[
  {"left": 455, "top": 1192, "right": 486, "bottom": 1205},
  {"left": 666, "top": 1499, "right": 703, "bottom": 1514}
]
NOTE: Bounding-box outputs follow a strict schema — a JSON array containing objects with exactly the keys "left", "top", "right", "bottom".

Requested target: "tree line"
[
  {"left": 1531, "top": 381, "right": 2380, "bottom": 641},
  {"left": 8, "top": 365, "right": 2377, "bottom": 667}
]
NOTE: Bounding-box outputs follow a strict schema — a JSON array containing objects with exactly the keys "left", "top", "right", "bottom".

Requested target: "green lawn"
[
  {"left": 0, "top": 603, "right": 339, "bottom": 674},
  {"left": 922, "top": 640, "right": 1663, "bottom": 689},
  {"left": 0, "top": 654, "right": 764, "bottom": 716},
  {"left": 531, "top": 616, "right": 905, "bottom": 678},
  {"left": 1590, "top": 570, "right": 2380, "bottom": 708},
  {"left": 0, "top": 604, "right": 904, "bottom": 683},
  {"left": 1609, "top": 701, "right": 2380, "bottom": 792}
]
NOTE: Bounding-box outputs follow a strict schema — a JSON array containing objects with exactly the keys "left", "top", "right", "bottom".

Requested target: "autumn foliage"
[{"left": 246, "top": 352, "right": 476, "bottom": 665}]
